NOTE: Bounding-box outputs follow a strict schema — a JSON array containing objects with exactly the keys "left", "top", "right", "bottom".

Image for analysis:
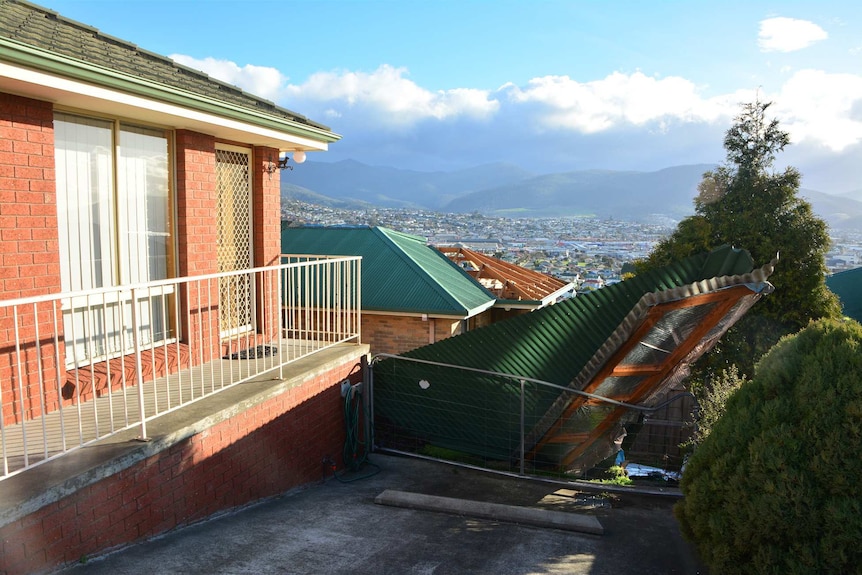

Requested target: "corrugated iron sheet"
[{"left": 372, "top": 245, "right": 777, "bottom": 474}]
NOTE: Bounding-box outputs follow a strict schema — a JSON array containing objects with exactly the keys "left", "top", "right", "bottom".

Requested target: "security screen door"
[{"left": 215, "top": 146, "right": 254, "bottom": 337}]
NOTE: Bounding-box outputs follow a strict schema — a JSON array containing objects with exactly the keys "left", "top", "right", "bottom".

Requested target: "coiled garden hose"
[{"left": 334, "top": 383, "right": 379, "bottom": 482}]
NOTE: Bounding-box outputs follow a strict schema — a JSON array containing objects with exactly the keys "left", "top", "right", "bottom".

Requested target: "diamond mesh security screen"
[{"left": 216, "top": 148, "right": 253, "bottom": 335}]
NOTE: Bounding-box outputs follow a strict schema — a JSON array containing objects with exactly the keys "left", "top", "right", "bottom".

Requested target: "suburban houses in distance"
[{"left": 282, "top": 199, "right": 862, "bottom": 286}]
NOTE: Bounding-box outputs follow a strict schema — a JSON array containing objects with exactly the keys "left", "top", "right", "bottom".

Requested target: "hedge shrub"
[{"left": 675, "top": 319, "right": 862, "bottom": 574}]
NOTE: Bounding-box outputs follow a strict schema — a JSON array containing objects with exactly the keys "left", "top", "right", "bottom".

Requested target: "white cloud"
[
  {"left": 169, "top": 54, "right": 288, "bottom": 102},
  {"left": 758, "top": 17, "right": 828, "bottom": 53},
  {"left": 166, "top": 54, "right": 862, "bottom": 183},
  {"left": 286, "top": 65, "right": 499, "bottom": 128},
  {"left": 773, "top": 69, "right": 862, "bottom": 151},
  {"left": 502, "top": 72, "right": 741, "bottom": 133}
]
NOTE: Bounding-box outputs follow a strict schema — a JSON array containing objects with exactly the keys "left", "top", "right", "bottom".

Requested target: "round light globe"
[{"left": 293, "top": 151, "right": 306, "bottom": 164}]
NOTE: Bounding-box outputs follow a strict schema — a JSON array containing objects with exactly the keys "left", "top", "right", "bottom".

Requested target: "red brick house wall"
[
  {"left": 0, "top": 110, "right": 286, "bottom": 422},
  {"left": 252, "top": 146, "right": 282, "bottom": 341},
  {"left": 253, "top": 146, "right": 282, "bottom": 269},
  {"left": 0, "top": 93, "right": 62, "bottom": 422},
  {"left": 175, "top": 130, "right": 221, "bottom": 363}
]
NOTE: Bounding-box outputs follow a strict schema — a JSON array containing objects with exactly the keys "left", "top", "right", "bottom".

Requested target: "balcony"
[{"left": 0, "top": 256, "right": 362, "bottom": 480}]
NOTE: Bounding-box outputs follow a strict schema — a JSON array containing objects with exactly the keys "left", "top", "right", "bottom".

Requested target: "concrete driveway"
[{"left": 59, "top": 454, "right": 706, "bottom": 575}]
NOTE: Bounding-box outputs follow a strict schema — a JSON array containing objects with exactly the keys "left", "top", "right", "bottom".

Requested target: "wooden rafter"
[
  {"left": 437, "top": 246, "right": 570, "bottom": 301},
  {"left": 526, "top": 284, "right": 755, "bottom": 466}
]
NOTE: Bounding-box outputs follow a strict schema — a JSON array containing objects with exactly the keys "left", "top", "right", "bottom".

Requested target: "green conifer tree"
[{"left": 637, "top": 99, "right": 841, "bottom": 378}]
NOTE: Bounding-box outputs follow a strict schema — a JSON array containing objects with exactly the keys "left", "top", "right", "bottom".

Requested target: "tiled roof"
[
  {"left": 372, "top": 245, "right": 777, "bottom": 474},
  {"left": 826, "top": 267, "right": 862, "bottom": 322},
  {"left": 281, "top": 226, "right": 496, "bottom": 317},
  {"left": 436, "top": 246, "right": 574, "bottom": 305},
  {"left": 0, "top": 0, "right": 331, "bottom": 133}
]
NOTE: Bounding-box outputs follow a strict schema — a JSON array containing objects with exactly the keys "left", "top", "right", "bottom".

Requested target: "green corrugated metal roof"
[
  {"left": 827, "top": 267, "right": 862, "bottom": 322},
  {"left": 388, "top": 244, "right": 758, "bottom": 381},
  {"left": 281, "top": 226, "right": 496, "bottom": 316},
  {"left": 372, "top": 244, "right": 776, "bottom": 473}
]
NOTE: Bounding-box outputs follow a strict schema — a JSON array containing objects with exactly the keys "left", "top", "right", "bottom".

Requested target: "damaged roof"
[
  {"left": 436, "top": 246, "right": 575, "bottom": 307},
  {"left": 282, "top": 226, "right": 496, "bottom": 317},
  {"left": 372, "top": 245, "right": 776, "bottom": 474}
]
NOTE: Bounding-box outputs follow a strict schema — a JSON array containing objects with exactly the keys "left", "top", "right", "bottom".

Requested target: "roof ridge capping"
[{"left": 643, "top": 246, "right": 778, "bottom": 307}]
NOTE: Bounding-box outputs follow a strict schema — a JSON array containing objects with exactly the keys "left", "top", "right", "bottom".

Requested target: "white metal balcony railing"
[{"left": 0, "top": 255, "right": 361, "bottom": 480}]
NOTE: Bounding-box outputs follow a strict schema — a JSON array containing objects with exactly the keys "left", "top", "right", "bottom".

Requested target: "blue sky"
[{"left": 36, "top": 0, "right": 862, "bottom": 194}]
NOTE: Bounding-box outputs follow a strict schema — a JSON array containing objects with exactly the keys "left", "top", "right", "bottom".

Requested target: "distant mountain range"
[{"left": 282, "top": 160, "right": 862, "bottom": 231}]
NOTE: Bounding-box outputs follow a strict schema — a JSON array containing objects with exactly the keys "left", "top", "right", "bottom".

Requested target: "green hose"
[{"left": 334, "top": 383, "right": 379, "bottom": 482}]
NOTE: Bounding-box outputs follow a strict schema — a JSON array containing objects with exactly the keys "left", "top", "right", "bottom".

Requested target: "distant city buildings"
[{"left": 282, "top": 199, "right": 862, "bottom": 289}]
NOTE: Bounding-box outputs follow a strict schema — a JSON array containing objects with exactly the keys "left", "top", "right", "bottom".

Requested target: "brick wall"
[
  {"left": 252, "top": 146, "right": 282, "bottom": 340},
  {"left": 0, "top": 358, "right": 363, "bottom": 575},
  {"left": 0, "top": 93, "right": 62, "bottom": 422},
  {"left": 252, "top": 146, "right": 282, "bottom": 269},
  {"left": 174, "top": 131, "right": 220, "bottom": 358},
  {"left": 0, "top": 93, "right": 59, "bottom": 300},
  {"left": 362, "top": 314, "right": 463, "bottom": 356},
  {"left": 175, "top": 130, "right": 218, "bottom": 278}
]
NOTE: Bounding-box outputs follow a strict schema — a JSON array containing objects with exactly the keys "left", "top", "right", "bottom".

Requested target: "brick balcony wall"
[{"left": 0, "top": 355, "right": 364, "bottom": 575}]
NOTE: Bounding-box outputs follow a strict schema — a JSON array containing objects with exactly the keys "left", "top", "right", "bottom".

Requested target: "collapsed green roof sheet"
[
  {"left": 282, "top": 226, "right": 495, "bottom": 316},
  {"left": 372, "top": 245, "right": 776, "bottom": 474}
]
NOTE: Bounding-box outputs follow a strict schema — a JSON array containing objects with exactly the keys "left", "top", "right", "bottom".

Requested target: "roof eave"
[
  {"left": 0, "top": 37, "right": 341, "bottom": 146},
  {"left": 362, "top": 309, "right": 470, "bottom": 320}
]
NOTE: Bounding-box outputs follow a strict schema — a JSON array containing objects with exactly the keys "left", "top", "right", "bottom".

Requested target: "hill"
[
  {"left": 442, "top": 164, "right": 715, "bottom": 219},
  {"left": 799, "top": 189, "right": 862, "bottom": 232},
  {"left": 282, "top": 159, "right": 535, "bottom": 210},
  {"left": 283, "top": 159, "right": 862, "bottom": 231}
]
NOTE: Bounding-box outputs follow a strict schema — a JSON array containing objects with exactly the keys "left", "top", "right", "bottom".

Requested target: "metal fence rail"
[
  {"left": 0, "top": 256, "right": 361, "bottom": 480},
  {"left": 370, "top": 354, "right": 693, "bottom": 480}
]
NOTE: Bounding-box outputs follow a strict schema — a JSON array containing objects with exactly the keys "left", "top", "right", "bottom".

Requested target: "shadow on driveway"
[{"left": 60, "top": 454, "right": 707, "bottom": 575}]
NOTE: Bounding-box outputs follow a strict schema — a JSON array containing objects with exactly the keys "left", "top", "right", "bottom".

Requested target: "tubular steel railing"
[
  {"left": 369, "top": 353, "right": 693, "bottom": 480},
  {"left": 0, "top": 256, "right": 361, "bottom": 480}
]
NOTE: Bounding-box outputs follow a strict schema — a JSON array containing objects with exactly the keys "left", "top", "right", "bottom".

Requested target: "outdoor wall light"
[
  {"left": 276, "top": 152, "right": 293, "bottom": 171},
  {"left": 265, "top": 151, "right": 306, "bottom": 174}
]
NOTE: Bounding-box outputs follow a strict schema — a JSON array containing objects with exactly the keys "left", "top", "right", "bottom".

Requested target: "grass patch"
[{"left": 586, "top": 465, "right": 633, "bottom": 487}]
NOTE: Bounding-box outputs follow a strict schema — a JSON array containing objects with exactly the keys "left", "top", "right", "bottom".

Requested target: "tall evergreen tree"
[{"left": 637, "top": 100, "right": 841, "bottom": 377}]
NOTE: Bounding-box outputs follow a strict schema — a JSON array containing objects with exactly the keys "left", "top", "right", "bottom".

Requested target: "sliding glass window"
[{"left": 55, "top": 112, "right": 174, "bottom": 367}]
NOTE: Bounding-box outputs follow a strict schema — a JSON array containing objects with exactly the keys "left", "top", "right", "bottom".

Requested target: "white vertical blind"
[
  {"left": 54, "top": 114, "right": 172, "bottom": 366},
  {"left": 117, "top": 124, "right": 170, "bottom": 285},
  {"left": 55, "top": 114, "right": 115, "bottom": 293}
]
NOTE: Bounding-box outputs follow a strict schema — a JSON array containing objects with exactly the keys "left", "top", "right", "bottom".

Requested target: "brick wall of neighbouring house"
[
  {"left": 0, "top": 93, "right": 62, "bottom": 422},
  {"left": 468, "top": 309, "right": 494, "bottom": 331},
  {"left": 362, "top": 314, "right": 462, "bottom": 356},
  {"left": 0, "top": 358, "right": 363, "bottom": 575}
]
